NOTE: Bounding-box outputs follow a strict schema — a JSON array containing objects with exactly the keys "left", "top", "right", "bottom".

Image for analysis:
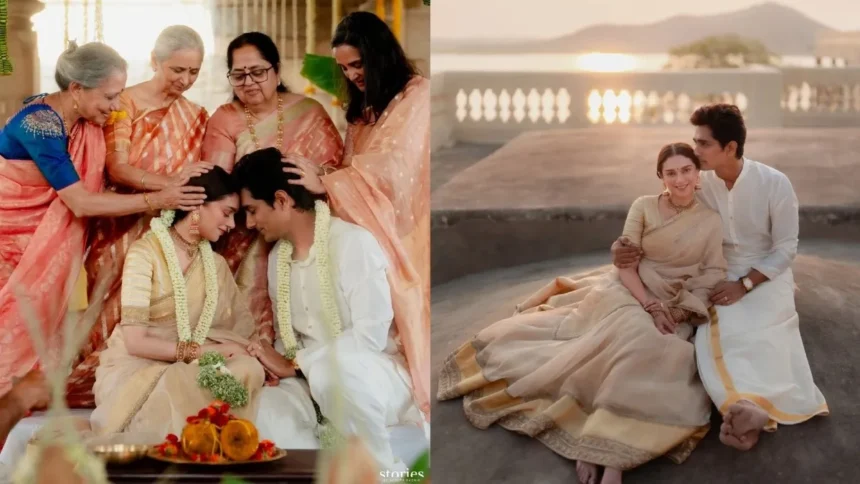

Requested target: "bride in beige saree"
[
  {"left": 92, "top": 167, "right": 265, "bottom": 436},
  {"left": 437, "top": 144, "right": 727, "bottom": 484}
]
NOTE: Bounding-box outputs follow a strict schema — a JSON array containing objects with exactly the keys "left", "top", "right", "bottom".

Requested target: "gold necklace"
[
  {"left": 170, "top": 227, "right": 199, "bottom": 258},
  {"left": 244, "top": 94, "right": 284, "bottom": 152},
  {"left": 665, "top": 193, "right": 697, "bottom": 214}
]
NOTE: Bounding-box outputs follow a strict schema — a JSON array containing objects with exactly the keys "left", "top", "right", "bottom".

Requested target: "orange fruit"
[
  {"left": 181, "top": 421, "right": 220, "bottom": 456},
  {"left": 220, "top": 419, "right": 260, "bottom": 461}
]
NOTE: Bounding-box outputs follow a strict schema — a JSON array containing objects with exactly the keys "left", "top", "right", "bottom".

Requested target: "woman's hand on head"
[
  {"left": 151, "top": 185, "right": 207, "bottom": 211},
  {"left": 171, "top": 162, "right": 216, "bottom": 187},
  {"left": 282, "top": 154, "right": 327, "bottom": 195}
]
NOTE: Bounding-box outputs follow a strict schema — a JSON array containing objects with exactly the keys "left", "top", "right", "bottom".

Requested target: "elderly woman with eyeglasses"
[{"left": 201, "top": 32, "right": 343, "bottom": 351}]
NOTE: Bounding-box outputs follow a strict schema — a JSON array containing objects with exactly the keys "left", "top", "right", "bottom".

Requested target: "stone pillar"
[
  {"left": 0, "top": 0, "right": 44, "bottom": 127},
  {"left": 404, "top": 5, "right": 429, "bottom": 75}
]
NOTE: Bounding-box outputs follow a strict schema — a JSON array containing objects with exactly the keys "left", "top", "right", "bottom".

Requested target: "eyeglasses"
[{"left": 227, "top": 66, "right": 275, "bottom": 86}]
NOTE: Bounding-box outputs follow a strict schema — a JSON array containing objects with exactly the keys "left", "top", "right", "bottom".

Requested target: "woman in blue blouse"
[{"left": 0, "top": 41, "right": 206, "bottom": 396}]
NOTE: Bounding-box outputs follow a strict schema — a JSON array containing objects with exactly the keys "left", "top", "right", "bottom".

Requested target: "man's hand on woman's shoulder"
[{"left": 611, "top": 236, "right": 643, "bottom": 268}]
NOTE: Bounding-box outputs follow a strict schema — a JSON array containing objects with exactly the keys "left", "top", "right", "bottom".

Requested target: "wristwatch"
[{"left": 741, "top": 277, "right": 754, "bottom": 292}]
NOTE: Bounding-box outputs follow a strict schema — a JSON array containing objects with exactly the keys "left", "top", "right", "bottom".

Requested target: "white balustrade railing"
[{"left": 432, "top": 68, "right": 860, "bottom": 148}]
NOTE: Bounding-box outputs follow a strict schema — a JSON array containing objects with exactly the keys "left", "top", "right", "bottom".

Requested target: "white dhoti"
[
  {"left": 694, "top": 268, "right": 829, "bottom": 427},
  {"left": 255, "top": 375, "right": 320, "bottom": 449},
  {"left": 302, "top": 345, "right": 426, "bottom": 472},
  {"left": 265, "top": 219, "right": 429, "bottom": 471}
]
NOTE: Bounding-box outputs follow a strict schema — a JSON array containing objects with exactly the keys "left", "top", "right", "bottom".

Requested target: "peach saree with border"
[
  {"left": 320, "top": 77, "right": 431, "bottom": 419},
  {"left": 438, "top": 197, "right": 726, "bottom": 469},
  {"left": 66, "top": 93, "right": 208, "bottom": 408}
]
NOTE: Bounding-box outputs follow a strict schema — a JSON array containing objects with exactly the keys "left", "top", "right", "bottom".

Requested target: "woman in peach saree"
[
  {"left": 437, "top": 144, "right": 726, "bottom": 484},
  {"left": 0, "top": 42, "right": 206, "bottom": 397},
  {"left": 285, "top": 11, "right": 431, "bottom": 420},
  {"left": 201, "top": 32, "right": 342, "bottom": 350},
  {"left": 92, "top": 168, "right": 264, "bottom": 436},
  {"left": 66, "top": 26, "right": 213, "bottom": 408}
]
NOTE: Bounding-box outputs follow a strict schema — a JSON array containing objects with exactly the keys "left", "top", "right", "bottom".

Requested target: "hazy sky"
[{"left": 431, "top": 0, "right": 860, "bottom": 39}]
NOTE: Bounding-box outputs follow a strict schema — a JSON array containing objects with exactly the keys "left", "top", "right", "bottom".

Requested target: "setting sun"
[{"left": 573, "top": 52, "right": 638, "bottom": 72}]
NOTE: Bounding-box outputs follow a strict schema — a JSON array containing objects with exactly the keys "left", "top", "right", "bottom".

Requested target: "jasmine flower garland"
[
  {"left": 149, "top": 210, "right": 249, "bottom": 407},
  {"left": 276, "top": 200, "right": 344, "bottom": 448},
  {"left": 276, "top": 200, "right": 343, "bottom": 358}
]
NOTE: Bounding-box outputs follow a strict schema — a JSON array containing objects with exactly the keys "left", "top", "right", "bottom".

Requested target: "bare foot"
[
  {"left": 601, "top": 467, "right": 622, "bottom": 484},
  {"left": 727, "top": 401, "right": 769, "bottom": 436},
  {"left": 719, "top": 426, "right": 761, "bottom": 451},
  {"left": 576, "top": 461, "right": 598, "bottom": 484}
]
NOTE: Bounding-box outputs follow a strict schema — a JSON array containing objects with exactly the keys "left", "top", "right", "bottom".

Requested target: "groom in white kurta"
[
  {"left": 613, "top": 104, "right": 827, "bottom": 450},
  {"left": 234, "top": 148, "right": 424, "bottom": 472},
  {"left": 688, "top": 106, "right": 828, "bottom": 450}
]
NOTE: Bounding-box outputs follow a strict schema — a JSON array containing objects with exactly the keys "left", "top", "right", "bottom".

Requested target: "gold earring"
[{"left": 190, "top": 210, "right": 200, "bottom": 236}]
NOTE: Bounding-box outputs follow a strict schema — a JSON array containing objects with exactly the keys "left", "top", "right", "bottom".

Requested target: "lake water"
[{"left": 431, "top": 53, "right": 821, "bottom": 73}]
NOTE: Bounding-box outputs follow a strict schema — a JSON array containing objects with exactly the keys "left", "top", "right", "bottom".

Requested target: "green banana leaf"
[
  {"left": 0, "top": 0, "right": 12, "bottom": 75},
  {"left": 301, "top": 53, "right": 347, "bottom": 99}
]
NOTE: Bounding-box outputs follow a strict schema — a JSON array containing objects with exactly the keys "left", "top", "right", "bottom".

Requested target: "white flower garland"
[
  {"left": 276, "top": 200, "right": 343, "bottom": 359},
  {"left": 150, "top": 209, "right": 218, "bottom": 345}
]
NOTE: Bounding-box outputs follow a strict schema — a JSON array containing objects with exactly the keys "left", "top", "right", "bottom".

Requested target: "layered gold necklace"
[
  {"left": 243, "top": 94, "right": 284, "bottom": 151},
  {"left": 665, "top": 193, "right": 697, "bottom": 214},
  {"left": 170, "top": 227, "right": 199, "bottom": 258}
]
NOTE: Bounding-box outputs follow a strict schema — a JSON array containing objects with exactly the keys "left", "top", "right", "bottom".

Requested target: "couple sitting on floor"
[{"left": 437, "top": 103, "right": 828, "bottom": 484}]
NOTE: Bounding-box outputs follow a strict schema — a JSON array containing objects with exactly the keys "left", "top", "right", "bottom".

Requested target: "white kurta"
[
  {"left": 694, "top": 158, "right": 828, "bottom": 426},
  {"left": 257, "top": 218, "right": 424, "bottom": 470}
]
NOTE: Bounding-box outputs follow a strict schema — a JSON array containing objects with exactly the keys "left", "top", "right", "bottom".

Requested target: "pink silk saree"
[
  {"left": 201, "top": 95, "right": 343, "bottom": 349},
  {"left": 66, "top": 94, "right": 208, "bottom": 408},
  {"left": 0, "top": 121, "right": 106, "bottom": 396},
  {"left": 321, "top": 77, "right": 431, "bottom": 419}
]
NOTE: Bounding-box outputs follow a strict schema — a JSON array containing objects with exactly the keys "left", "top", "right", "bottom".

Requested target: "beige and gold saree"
[
  {"left": 437, "top": 195, "right": 726, "bottom": 470},
  {"left": 91, "top": 232, "right": 265, "bottom": 436}
]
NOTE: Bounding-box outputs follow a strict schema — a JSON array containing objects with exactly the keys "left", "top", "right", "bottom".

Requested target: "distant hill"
[{"left": 433, "top": 2, "right": 834, "bottom": 56}]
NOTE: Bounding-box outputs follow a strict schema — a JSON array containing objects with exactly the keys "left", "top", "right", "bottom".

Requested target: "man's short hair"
[
  {"left": 690, "top": 103, "right": 746, "bottom": 158},
  {"left": 233, "top": 147, "right": 324, "bottom": 211}
]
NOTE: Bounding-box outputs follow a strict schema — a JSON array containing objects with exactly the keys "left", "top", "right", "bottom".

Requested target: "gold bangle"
[
  {"left": 140, "top": 172, "right": 148, "bottom": 190},
  {"left": 175, "top": 341, "right": 187, "bottom": 362},
  {"left": 143, "top": 192, "right": 155, "bottom": 211},
  {"left": 184, "top": 343, "right": 200, "bottom": 363}
]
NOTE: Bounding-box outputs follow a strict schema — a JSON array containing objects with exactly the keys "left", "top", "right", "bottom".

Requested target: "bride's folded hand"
[
  {"left": 644, "top": 299, "right": 677, "bottom": 334},
  {"left": 651, "top": 312, "right": 676, "bottom": 335}
]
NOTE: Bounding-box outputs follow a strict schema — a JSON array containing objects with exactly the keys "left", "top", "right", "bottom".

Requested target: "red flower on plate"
[
  {"left": 212, "top": 413, "right": 230, "bottom": 427},
  {"left": 166, "top": 434, "right": 179, "bottom": 444}
]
